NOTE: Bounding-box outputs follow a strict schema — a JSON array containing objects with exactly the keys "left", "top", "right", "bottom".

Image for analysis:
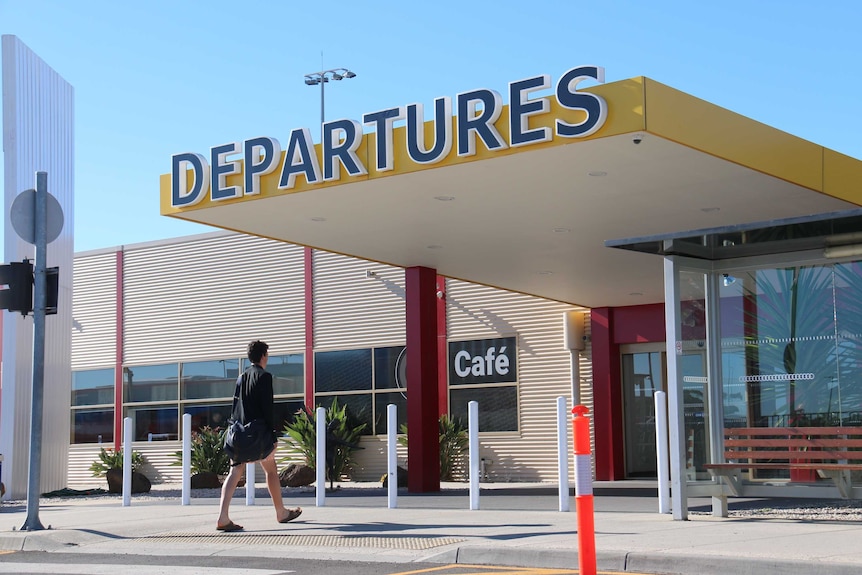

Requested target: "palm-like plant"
[
  {"left": 398, "top": 414, "right": 469, "bottom": 481},
  {"left": 89, "top": 448, "right": 145, "bottom": 477},
  {"left": 279, "top": 398, "right": 367, "bottom": 487},
  {"left": 172, "top": 426, "right": 231, "bottom": 475}
]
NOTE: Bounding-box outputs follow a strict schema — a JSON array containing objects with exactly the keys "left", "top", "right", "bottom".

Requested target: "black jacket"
[{"left": 231, "top": 364, "right": 276, "bottom": 442}]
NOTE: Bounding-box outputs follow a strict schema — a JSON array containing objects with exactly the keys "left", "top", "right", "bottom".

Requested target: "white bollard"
[
  {"left": 181, "top": 414, "right": 191, "bottom": 505},
  {"left": 122, "top": 417, "right": 132, "bottom": 507},
  {"left": 655, "top": 390, "right": 671, "bottom": 514},
  {"left": 387, "top": 404, "right": 398, "bottom": 508},
  {"left": 245, "top": 462, "right": 255, "bottom": 505},
  {"left": 557, "top": 396, "right": 570, "bottom": 512},
  {"left": 316, "top": 406, "right": 326, "bottom": 507},
  {"left": 468, "top": 401, "right": 479, "bottom": 510}
]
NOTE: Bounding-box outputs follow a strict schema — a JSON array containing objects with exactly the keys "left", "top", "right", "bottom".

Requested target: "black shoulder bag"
[{"left": 223, "top": 373, "right": 276, "bottom": 465}]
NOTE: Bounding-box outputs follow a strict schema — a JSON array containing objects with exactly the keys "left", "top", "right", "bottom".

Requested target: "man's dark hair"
[{"left": 247, "top": 340, "right": 269, "bottom": 364}]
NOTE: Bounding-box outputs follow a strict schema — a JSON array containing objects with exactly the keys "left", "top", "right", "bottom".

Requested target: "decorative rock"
[
  {"left": 105, "top": 468, "right": 152, "bottom": 494},
  {"left": 191, "top": 471, "right": 221, "bottom": 489},
  {"left": 279, "top": 463, "right": 315, "bottom": 487},
  {"left": 381, "top": 466, "right": 408, "bottom": 488}
]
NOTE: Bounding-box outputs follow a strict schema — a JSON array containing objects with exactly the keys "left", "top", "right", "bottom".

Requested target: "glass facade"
[
  {"left": 72, "top": 353, "right": 305, "bottom": 444},
  {"left": 719, "top": 262, "right": 862, "bottom": 431}
]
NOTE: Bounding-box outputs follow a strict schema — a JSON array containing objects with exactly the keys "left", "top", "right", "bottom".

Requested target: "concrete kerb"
[{"left": 2, "top": 482, "right": 862, "bottom": 575}]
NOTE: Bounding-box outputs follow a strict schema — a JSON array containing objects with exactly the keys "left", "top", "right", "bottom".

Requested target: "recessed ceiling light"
[
  {"left": 434, "top": 195, "right": 455, "bottom": 201},
  {"left": 553, "top": 227, "right": 571, "bottom": 233},
  {"left": 310, "top": 217, "right": 327, "bottom": 222},
  {"left": 536, "top": 270, "right": 554, "bottom": 275},
  {"left": 701, "top": 207, "right": 720, "bottom": 213},
  {"left": 588, "top": 171, "right": 607, "bottom": 177},
  {"left": 629, "top": 292, "right": 643, "bottom": 296},
  {"left": 427, "top": 244, "right": 444, "bottom": 250}
]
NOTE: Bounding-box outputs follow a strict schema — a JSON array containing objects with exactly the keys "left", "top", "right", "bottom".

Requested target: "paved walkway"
[{"left": 1, "top": 482, "right": 861, "bottom": 575}]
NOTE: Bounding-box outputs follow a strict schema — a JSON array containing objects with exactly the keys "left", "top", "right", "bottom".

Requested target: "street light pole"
[{"left": 304, "top": 67, "right": 356, "bottom": 140}]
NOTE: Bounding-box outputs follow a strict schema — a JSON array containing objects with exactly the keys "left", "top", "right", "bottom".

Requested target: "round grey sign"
[{"left": 10, "top": 189, "right": 64, "bottom": 245}]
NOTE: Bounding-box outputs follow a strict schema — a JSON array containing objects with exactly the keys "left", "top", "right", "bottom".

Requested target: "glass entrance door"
[{"left": 622, "top": 349, "right": 665, "bottom": 477}]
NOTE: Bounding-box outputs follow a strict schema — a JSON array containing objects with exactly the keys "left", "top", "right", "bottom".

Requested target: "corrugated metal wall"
[
  {"left": 313, "top": 251, "right": 406, "bottom": 350},
  {"left": 1, "top": 36, "right": 75, "bottom": 499},
  {"left": 445, "top": 278, "right": 591, "bottom": 482},
  {"left": 71, "top": 251, "right": 117, "bottom": 369},
  {"left": 66, "top": 233, "right": 596, "bottom": 486},
  {"left": 122, "top": 233, "right": 305, "bottom": 365}
]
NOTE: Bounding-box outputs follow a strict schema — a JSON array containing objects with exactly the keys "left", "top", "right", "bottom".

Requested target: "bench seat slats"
[
  {"left": 723, "top": 450, "right": 862, "bottom": 461},
  {"left": 726, "top": 438, "right": 862, "bottom": 448},
  {"left": 705, "top": 462, "right": 862, "bottom": 471}
]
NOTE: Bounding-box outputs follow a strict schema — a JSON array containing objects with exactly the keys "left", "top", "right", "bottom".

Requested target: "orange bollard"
[{"left": 572, "top": 405, "right": 596, "bottom": 575}]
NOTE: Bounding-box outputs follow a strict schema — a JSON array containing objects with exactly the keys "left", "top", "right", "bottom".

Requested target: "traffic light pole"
[{"left": 21, "top": 172, "right": 48, "bottom": 531}]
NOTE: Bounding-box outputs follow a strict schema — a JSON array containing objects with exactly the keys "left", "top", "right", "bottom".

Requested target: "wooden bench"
[{"left": 704, "top": 427, "right": 862, "bottom": 498}]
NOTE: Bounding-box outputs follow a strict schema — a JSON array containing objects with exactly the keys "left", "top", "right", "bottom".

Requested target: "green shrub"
[
  {"left": 172, "top": 426, "right": 231, "bottom": 475},
  {"left": 89, "top": 448, "right": 145, "bottom": 477},
  {"left": 280, "top": 398, "right": 367, "bottom": 484},
  {"left": 398, "top": 414, "right": 468, "bottom": 481}
]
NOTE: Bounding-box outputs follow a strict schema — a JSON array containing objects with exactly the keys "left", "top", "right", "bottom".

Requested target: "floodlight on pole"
[{"left": 303, "top": 67, "right": 357, "bottom": 138}]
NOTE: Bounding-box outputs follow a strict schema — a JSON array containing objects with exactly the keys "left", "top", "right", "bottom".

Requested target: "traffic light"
[
  {"left": 0, "top": 260, "right": 34, "bottom": 315},
  {"left": 46, "top": 267, "right": 59, "bottom": 315}
]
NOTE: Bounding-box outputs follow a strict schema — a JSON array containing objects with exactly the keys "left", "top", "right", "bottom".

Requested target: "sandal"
[
  {"left": 216, "top": 520, "right": 244, "bottom": 532},
  {"left": 278, "top": 507, "right": 302, "bottom": 523}
]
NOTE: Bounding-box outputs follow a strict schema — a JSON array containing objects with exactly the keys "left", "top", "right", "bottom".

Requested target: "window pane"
[
  {"left": 450, "top": 386, "right": 518, "bottom": 432},
  {"left": 240, "top": 354, "right": 305, "bottom": 395},
  {"left": 274, "top": 400, "right": 306, "bottom": 436},
  {"left": 315, "top": 349, "right": 372, "bottom": 392},
  {"left": 129, "top": 406, "right": 178, "bottom": 441},
  {"left": 124, "top": 364, "right": 178, "bottom": 402},
  {"left": 72, "top": 368, "right": 114, "bottom": 406},
  {"left": 71, "top": 409, "right": 114, "bottom": 444},
  {"left": 182, "top": 359, "right": 239, "bottom": 400},
  {"left": 374, "top": 391, "right": 407, "bottom": 435},
  {"left": 268, "top": 354, "right": 305, "bottom": 396},
  {"left": 374, "top": 346, "right": 406, "bottom": 390},
  {"left": 315, "top": 394, "right": 373, "bottom": 435},
  {"left": 183, "top": 403, "right": 232, "bottom": 433}
]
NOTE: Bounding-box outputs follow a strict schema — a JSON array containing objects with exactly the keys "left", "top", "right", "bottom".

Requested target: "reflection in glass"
[
  {"left": 315, "top": 394, "right": 373, "bottom": 435},
  {"left": 374, "top": 392, "right": 407, "bottom": 435},
  {"left": 374, "top": 346, "right": 405, "bottom": 391},
  {"left": 71, "top": 409, "right": 114, "bottom": 444},
  {"left": 314, "top": 349, "right": 372, "bottom": 392},
  {"left": 450, "top": 386, "right": 517, "bottom": 432},
  {"left": 72, "top": 368, "right": 114, "bottom": 406},
  {"left": 182, "top": 359, "right": 239, "bottom": 400},
  {"left": 622, "top": 352, "right": 663, "bottom": 477},
  {"left": 129, "top": 406, "right": 178, "bottom": 441},
  {"left": 124, "top": 364, "right": 178, "bottom": 402}
]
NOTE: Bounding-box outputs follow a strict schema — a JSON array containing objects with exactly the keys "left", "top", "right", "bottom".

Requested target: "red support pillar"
[
  {"left": 591, "top": 307, "right": 624, "bottom": 480},
  {"left": 303, "top": 247, "right": 315, "bottom": 411},
  {"left": 113, "top": 250, "right": 124, "bottom": 450},
  {"left": 406, "top": 266, "right": 440, "bottom": 492}
]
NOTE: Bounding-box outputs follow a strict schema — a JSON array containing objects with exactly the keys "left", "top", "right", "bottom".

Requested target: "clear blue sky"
[{"left": 2, "top": 1, "right": 860, "bottom": 252}]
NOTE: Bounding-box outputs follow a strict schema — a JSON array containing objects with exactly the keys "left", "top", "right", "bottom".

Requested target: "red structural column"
[
  {"left": 436, "top": 274, "right": 448, "bottom": 418},
  {"left": 590, "top": 307, "right": 624, "bottom": 480},
  {"left": 406, "top": 266, "right": 440, "bottom": 492},
  {"left": 303, "top": 247, "right": 315, "bottom": 410},
  {"left": 113, "top": 250, "right": 124, "bottom": 450}
]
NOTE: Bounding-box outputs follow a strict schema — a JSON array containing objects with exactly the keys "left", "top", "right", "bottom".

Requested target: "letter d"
[{"left": 171, "top": 152, "right": 210, "bottom": 207}]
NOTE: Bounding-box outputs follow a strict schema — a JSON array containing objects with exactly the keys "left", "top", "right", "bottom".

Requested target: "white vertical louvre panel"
[
  {"left": 123, "top": 233, "right": 305, "bottom": 364},
  {"left": 445, "top": 278, "right": 591, "bottom": 482},
  {"left": 72, "top": 251, "right": 117, "bottom": 369},
  {"left": 1, "top": 36, "right": 75, "bottom": 499},
  {"left": 313, "top": 251, "right": 406, "bottom": 349}
]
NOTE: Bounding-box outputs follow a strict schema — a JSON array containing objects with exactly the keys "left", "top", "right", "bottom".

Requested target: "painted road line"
[{"left": 0, "top": 564, "right": 293, "bottom": 575}]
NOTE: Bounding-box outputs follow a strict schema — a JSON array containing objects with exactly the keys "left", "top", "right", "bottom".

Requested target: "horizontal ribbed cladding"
[
  {"left": 72, "top": 252, "right": 118, "bottom": 370},
  {"left": 68, "top": 445, "right": 105, "bottom": 487},
  {"left": 313, "top": 251, "right": 406, "bottom": 350},
  {"left": 445, "top": 278, "right": 591, "bottom": 482},
  {"left": 123, "top": 234, "right": 305, "bottom": 365}
]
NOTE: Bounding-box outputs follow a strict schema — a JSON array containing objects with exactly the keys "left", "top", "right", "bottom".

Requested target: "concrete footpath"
[{"left": 1, "top": 482, "right": 861, "bottom": 575}]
